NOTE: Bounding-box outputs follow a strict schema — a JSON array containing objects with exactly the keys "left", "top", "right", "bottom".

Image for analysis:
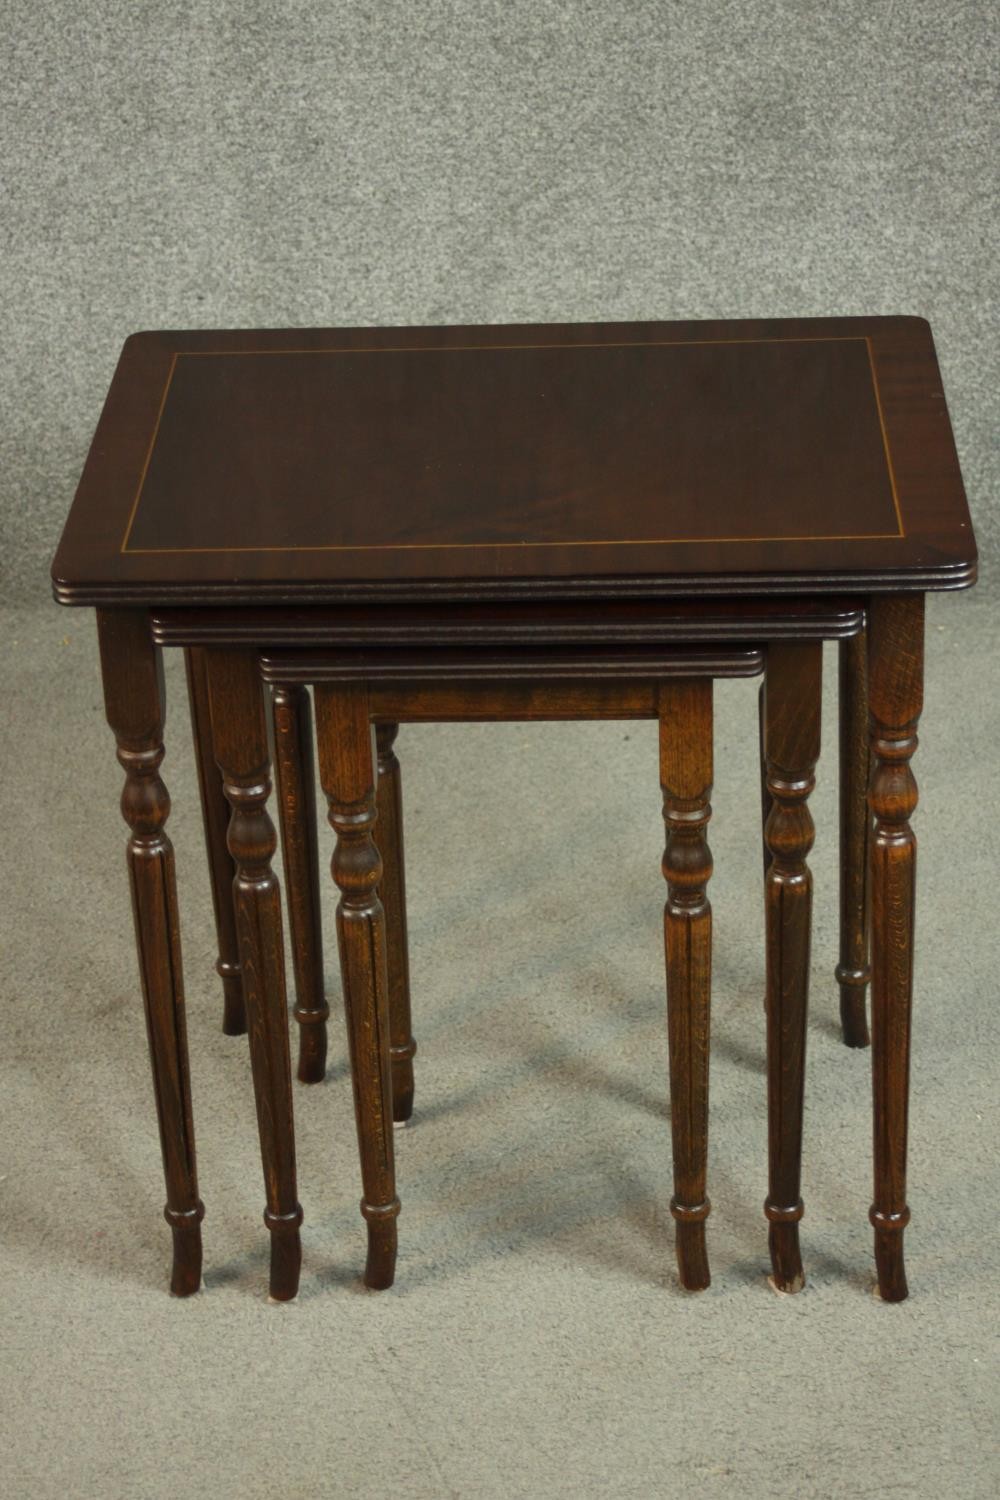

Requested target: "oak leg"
[
  {"left": 185, "top": 646, "right": 246, "bottom": 1036},
  {"left": 272, "top": 684, "right": 330, "bottom": 1084},
  {"left": 376, "top": 724, "right": 417, "bottom": 1123},
  {"left": 660, "top": 680, "right": 714, "bottom": 1291},
  {"left": 868, "top": 595, "right": 924, "bottom": 1302},
  {"left": 97, "top": 610, "right": 204, "bottom": 1295},
  {"left": 315, "top": 684, "right": 399, "bottom": 1289},
  {"left": 763, "top": 641, "right": 822, "bottom": 1292},
  {"left": 206, "top": 649, "right": 303, "bottom": 1301},
  {"left": 838, "top": 631, "right": 872, "bottom": 1048}
]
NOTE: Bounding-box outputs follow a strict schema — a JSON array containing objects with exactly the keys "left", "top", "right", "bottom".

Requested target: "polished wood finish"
[
  {"left": 358, "top": 678, "right": 730, "bottom": 722},
  {"left": 764, "top": 670, "right": 868, "bottom": 1053},
  {"left": 152, "top": 597, "right": 865, "bottom": 648},
  {"left": 263, "top": 648, "right": 762, "bottom": 701},
  {"left": 97, "top": 609, "right": 204, "bottom": 1294},
  {"left": 205, "top": 648, "right": 302, "bottom": 1300},
  {"left": 660, "top": 680, "right": 714, "bottom": 1291},
  {"left": 375, "top": 724, "right": 416, "bottom": 1123},
  {"left": 762, "top": 641, "right": 822, "bottom": 1293},
  {"left": 304, "top": 646, "right": 760, "bottom": 1284},
  {"left": 117, "top": 339, "right": 900, "bottom": 553},
  {"left": 271, "top": 683, "right": 329, "bottom": 1084},
  {"left": 867, "top": 595, "right": 924, "bottom": 1301},
  {"left": 758, "top": 681, "right": 771, "bottom": 883},
  {"left": 838, "top": 630, "right": 872, "bottom": 1047},
  {"left": 55, "top": 316, "right": 976, "bottom": 1301},
  {"left": 53, "top": 319, "right": 976, "bottom": 607},
  {"left": 185, "top": 646, "right": 245, "bottom": 1035},
  {"left": 314, "top": 683, "right": 399, "bottom": 1289}
]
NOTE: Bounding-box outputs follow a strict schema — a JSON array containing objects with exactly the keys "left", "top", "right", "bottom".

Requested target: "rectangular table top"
[{"left": 52, "top": 317, "right": 976, "bottom": 606}]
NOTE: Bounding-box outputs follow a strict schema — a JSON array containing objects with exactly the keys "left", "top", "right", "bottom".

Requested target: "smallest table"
[{"left": 52, "top": 316, "right": 977, "bottom": 1301}]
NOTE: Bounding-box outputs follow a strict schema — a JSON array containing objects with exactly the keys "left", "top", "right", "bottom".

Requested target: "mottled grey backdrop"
[{"left": 3, "top": 1, "right": 996, "bottom": 600}]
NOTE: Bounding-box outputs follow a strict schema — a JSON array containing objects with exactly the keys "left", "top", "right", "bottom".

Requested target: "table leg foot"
[
  {"left": 265, "top": 1207, "right": 305, "bottom": 1300},
  {"left": 837, "top": 974, "right": 870, "bottom": 1050},
  {"left": 362, "top": 1201, "right": 400, "bottom": 1289},
  {"left": 166, "top": 1204, "right": 206, "bottom": 1296},
  {"left": 672, "top": 1208, "right": 711, "bottom": 1291},
  {"left": 217, "top": 962, "right": 246, "bottom": 1036},
  {"left": 295, "top": 1023, "right": 328, "bottom": 1085},
  {"left": 871, "top": 1209, "right": 910, "bottom": 1301},
  {"left": 390, "top": 1068, "right": 415, "bottom": 1126},
  {"left": 766, "top": 1207, "right": 805, "bottom": 1293}
]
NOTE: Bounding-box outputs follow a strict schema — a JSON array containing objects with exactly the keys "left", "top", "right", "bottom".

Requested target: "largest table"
[{"left": 52, "top": 316, "right": 977, "bottom": 1302}]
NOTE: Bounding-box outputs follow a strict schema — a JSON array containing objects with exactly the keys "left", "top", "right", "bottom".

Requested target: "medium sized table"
[{"left": 52, "top": 317, "right": 977, "bottom": 1301}]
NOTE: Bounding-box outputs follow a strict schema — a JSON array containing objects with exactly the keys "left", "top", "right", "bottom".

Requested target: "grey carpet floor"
[{"left": 2, "top": 589, "right": 998, "bottom": 1498}]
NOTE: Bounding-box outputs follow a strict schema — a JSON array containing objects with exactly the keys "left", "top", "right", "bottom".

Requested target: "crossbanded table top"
[{"left": 52, "top": 316, "right": 976, "bottom": 605}]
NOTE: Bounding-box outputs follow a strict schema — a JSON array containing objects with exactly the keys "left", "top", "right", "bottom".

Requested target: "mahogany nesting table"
[{"left": 51, "top": 317, "right": 976, "bottom": 1304}]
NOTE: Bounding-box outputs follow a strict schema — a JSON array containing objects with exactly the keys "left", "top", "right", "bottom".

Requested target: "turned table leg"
[
  {"left": 315, "top": 684, "right": 399, "bottom": 1289},
  {"left": 97, "top": 610, "right": 205, "bottom": 1295},
  {"left": 868, "top": 595, "right": 924, "bottom": 1301},
  {"left": 838, "top": 630, "right": 872, "bottom": 1048},
  {"left": 762, "top": 641, "right": 821, "bottom": 1292},
  {"left": 375, "top": 724, "right": 417, "bottom": 1123},
  {"left": 660, "top": 680, "right": 714, "bottom": 1291},
  {"left": 185, "top": 646, "right": 245, "bottom": 1036},
  {"left": 271, "top": 683, "right": 330, "bottom": 1084},
  {"left": 206, "top": 649, "right": 303, "bottom": 1301},
  {"left": 758, "top": 680, "right": 772, "bottom": 882}
]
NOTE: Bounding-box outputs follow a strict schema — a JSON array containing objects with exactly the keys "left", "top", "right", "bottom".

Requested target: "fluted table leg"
[
  {"left": 207, "top": 648, "right": 303, "bottom": 1301},
  {"left": 762, "top": 641, "right": 822, "bottom": 1293},
  {"left": 838, "top": 630, "right": 872, "bottom": 1048},
  {"left": 868, "top": 595, "right": 924, "bottom": 1301},
  {"left": 98, "top": 610, "right": 204, "bottom": 1295},
  {"left": 660, "top": 680, "right": 714, "bottom": 1290},
  {"left": 375, "top": 723, "right": 416, "bottom": 1123},
  {"left": 316, "top": 684, "right": 399, "bottom": 1290},
  {"left": 272, "top": 683, "right": 330, "bottom": 1084},
  {"left": 185, "top": 646, "right": 245, "bottom": 1036}
]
